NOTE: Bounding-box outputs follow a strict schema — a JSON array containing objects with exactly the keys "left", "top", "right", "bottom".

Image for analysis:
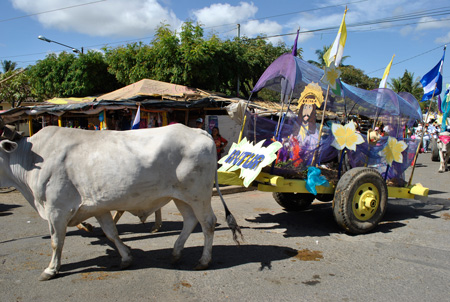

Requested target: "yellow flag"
[
  {"left": 379, "top": 54, "right": 395, "bottom": 89},
  {"left": 323, "top": 8, "right": 347, "bottom": 67}
]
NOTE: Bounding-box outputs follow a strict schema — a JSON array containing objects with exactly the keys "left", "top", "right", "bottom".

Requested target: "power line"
[
  {"left": 4, "top": 2, "right": 450, "bottom": 69},
  {"left": 0, "top": 0, "right": 107, "bottom": 23},
  {"left": 204, "top": 0, "right": 369, "bottom": 29},
  {"left": 367, "top": 43, "right": 450, "bottom": 75},
  {"left": 245, "top": 6, "right": 450, "bottom": 41}
]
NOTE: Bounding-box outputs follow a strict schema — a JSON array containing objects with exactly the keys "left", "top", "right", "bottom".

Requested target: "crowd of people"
[{"left": 412, "top": 121, "right": 442, "bottom": 153}]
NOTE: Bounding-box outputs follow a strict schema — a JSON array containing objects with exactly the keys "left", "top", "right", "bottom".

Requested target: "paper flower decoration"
[
  {"left": 378, "top": 136, "right": 408, "bottom": 166},
  {"left": 331, "top": 122, "right": 364, "bottom": 151},
  {"left": 321, "top": 60, "right": 341, "bottom": 90}
]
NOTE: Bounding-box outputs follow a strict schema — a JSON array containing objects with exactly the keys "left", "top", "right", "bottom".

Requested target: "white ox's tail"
[{"left": 214, "top": 170, "right": 244, "bottom": 245}]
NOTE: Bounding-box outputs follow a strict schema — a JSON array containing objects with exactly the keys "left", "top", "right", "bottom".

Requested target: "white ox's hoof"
[
  {"left": 150, "top": 224, "right": 162, "bottom": 233},
  {"left": 194, "top": 261, "right": 210, "bottom": 270},
  {"left": 171, "top": 254, "right": 181, "bottom": 265},
  {"left": 38, "top": 271, "right": 56, "bottom": 281},
  {"left": 120, "top": 256, "right": 133, "bottom": 269}
]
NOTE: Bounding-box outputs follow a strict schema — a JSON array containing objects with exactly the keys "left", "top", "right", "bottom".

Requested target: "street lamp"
[{"left": 38, "top": 35, "right": 83, "bottom": 54}]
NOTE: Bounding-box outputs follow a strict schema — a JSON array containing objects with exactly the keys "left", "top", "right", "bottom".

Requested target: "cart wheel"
[
  {"left": 316, "top": 194, "right": 334, "bottom": 202},
  {"left": 333, "top": 167, "right": 387, "bottom": 234},
  {"left": 272, "top": 192, "right": 315, "bottom": 211},
  {"left": 430, "top": 139, "right": 439, "bottom": 162}
]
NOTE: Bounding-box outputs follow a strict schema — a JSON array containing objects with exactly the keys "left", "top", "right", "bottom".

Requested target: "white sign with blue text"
[{"left": 218, "top": 138, "right": 282, "bottom": 187}]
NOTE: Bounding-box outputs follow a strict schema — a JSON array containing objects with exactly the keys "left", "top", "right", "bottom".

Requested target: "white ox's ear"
[{"left": 0, "top": 140, "right": 18, "bottom": 153}]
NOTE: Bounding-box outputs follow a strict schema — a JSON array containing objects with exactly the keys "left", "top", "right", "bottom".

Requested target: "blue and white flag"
[
  {"left": 420, "top": 46, "right": 446, "bottom": 102},
  {"left": 132, "top": 105, "right": 141, "bottom": 129}
]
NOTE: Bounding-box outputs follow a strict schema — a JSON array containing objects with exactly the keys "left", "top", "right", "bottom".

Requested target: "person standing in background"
[
  {"left": 196, "top": 118, "right": 204, "bottom": 129},
  {"left": 212, "top": 126, "right": 228, "bottom": 159}
]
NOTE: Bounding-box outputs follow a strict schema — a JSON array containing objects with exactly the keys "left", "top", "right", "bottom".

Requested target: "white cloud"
[
  {"left": 191, "top": 2, "right": 258, "bottom": 27},
  {"left": 416, "top": 17, "right": 450, "bottom": 31},
  {"left": 12, "top": 0, "right": 182, "bottom": 37},
  {"left": 400, "top": 25, "right": 413, "bottom": 36},
  {"left": 241, "top": 20, "right": 283, "bottom": 43},
  {"left": 435, "top": 31, "right": 450, "bottom": 44}
]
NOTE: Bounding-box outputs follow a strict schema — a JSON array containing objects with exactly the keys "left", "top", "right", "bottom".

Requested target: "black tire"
[
  {"left": 272, "top": 192, "right": 315, "bottom": 211},
  {"left": 316, "top": 194, "right": 334, "bottom": 202},
  {"left": 431, "top": 138, "right": 439, "bottom": 162},
  {"left": 333, "top": 167, "right": 387, "bottom": 234}
]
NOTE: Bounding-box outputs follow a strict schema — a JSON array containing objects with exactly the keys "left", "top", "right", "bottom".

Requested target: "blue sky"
[{"left": 1, "top": 0, "right": 450, "bottom": 97}]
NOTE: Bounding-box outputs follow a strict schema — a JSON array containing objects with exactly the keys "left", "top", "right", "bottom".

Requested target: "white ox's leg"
[
  {"left": 172, "top": 199, "right": 217, "bottom": 270},
  {"left": 151, "top": 209, "right": 163, "bottom": 233},
  {"left": 39, "top": 213, "right": 68, "bottom": 281},
  {"left": 95, "top": 213, "right": 133, "bottom": 269},
  {"left": 438, "top": 141, "right": 449, "bottom": 172},
  {"left": 172, "top": 200, "right": 199, "bottom": 263}
]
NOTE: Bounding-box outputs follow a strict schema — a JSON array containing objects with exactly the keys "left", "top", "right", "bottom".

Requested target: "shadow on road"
[
  {"left": 245, "top": 198, "right": 450, "bottom": 237},
  {"left": 57, "top": 243, "right": 298, "bottom": 279},
  {"left": 0, "top": 203, "right": 22, "bottom": 217}
]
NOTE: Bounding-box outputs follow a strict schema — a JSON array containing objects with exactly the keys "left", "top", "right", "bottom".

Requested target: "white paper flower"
[{"left": 331, "top": 122, "right": 364, "bottom": 151}]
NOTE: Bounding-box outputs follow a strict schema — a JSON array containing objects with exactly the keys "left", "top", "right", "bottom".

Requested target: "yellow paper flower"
[
  {"left": 321, "top": 61, "right": 341, "bottom": 90},
  {"left": 331, "top": 122, "right": 364, "bottom": 151},
  {"left": 378, "top": 136, "right": 408, "bottom": 166}
]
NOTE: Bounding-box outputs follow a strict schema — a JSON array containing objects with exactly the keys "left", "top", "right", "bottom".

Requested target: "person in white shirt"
[{"left": 422, "top": 126, "right": 431, "bottom": 152}]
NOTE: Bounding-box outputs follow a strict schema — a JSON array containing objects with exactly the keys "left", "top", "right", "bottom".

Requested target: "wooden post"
[
  {"left": 162, "top": 112, "right": 168, "bottom": 126},
  {"left": 28, "top": 116, "right": 34, "bottom": 136},
  {"left": 185, "top": 110, "right": 189, "bottom": 125},
  {"left": 312, "top": 85, "right": 331, "bottom": 166}
]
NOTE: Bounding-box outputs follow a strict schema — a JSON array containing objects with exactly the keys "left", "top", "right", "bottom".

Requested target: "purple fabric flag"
[{"left": 292, "top": 29, "right": 299, "bottom": 57}]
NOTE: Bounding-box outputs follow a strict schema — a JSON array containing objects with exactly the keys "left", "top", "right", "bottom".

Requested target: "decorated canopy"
[{"left": 245, "top": 51, "right": 423, "bottom": 182}]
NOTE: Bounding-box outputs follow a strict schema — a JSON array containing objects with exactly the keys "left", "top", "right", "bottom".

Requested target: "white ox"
[
  {"left": 437, "top": 132, "right": 450, "bottom": 172},
  {"left": 0, "top": 124, "right": 241, "bottom": 281}
]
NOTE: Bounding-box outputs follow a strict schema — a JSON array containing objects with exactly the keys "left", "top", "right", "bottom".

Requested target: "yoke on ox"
[{"left": 0, "top": 124, "right": 242, "bottom": 281}]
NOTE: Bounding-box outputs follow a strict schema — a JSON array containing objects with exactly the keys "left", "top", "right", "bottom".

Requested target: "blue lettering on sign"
[
  {"left": 225, "top": 150, "right": 241, "bottom": 164},
  {"left": 248, "top": 154, "right": 265, "bottom": 170},
  {"left": 241, "top": 153, "right": 256, "bottom": 168},
  {"left": 237, "top": 152, "right": 252, "bottom": 165},
  {"left": 224, "top": 149, "right": 266, "bottom": 170}
]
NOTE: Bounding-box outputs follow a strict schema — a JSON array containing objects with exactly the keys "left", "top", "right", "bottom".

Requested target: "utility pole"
[{"left": 237, "top": 23, "right": 240, "bottom": 97}]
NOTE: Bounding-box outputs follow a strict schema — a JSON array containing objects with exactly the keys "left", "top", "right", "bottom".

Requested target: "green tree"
[
  {"left": 0, "top": 69, "right": 33, "bottom": 108},
  {"left": 29, "top": 51, "right": 119, "bottom": 99},
  {"left": 389, "top": 70, "right": 423, "bottom": 104},
  {"left": 104, "top": 22, "right": 293, "bottom": 98},
  {"left": 1, "top": 60, "right": 17, "bottom": 73},
  {"left": 340, "top": 65, "right": 379, "bottom": 90},
  {"left": 238, "top": 36, "right": 291, "bottom": 99}
]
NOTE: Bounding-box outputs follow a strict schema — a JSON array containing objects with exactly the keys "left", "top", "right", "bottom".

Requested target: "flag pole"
[
  {"left": 408, "top": 45, "right": 446, "bottom": 186},
  {"left": 407, "top": 87, "right": 437, "bottom": 186},
  {"left": 312, "top": 6, "right": 347, "bottom": 166},
  {"left": 312, "top": 85, "right": 330, "bottom": 166}
]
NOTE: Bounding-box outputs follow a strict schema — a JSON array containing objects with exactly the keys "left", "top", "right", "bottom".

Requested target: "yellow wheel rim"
[{"left": 352, "top": 183, "right": 379, "bottom": 221}]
